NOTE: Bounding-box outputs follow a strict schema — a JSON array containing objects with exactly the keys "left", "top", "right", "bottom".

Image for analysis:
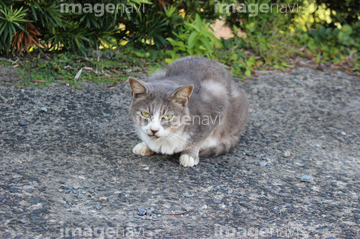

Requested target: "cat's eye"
[
  {"left": 141, "top": 112, "right": 150, "bottom": 117},
  {"left": 162, "top": 115, "right": 173, "bottom": 120}
]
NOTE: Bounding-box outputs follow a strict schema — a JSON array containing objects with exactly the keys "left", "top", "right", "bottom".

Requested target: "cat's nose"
[{"left": 151, "top": 129, "right": 158, "bottom": 134}]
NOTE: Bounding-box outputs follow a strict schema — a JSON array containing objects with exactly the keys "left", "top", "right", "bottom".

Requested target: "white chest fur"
[{"left": 139, "top": 130, "right": 189, "bottom": 155}]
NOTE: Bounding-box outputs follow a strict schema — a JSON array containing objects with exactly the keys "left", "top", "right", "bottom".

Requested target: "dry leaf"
[
  {"left": 251, "top": 70, "right": 259, "bottom": 77},
  {"left": 111, "top": 69, "right": 120, "bottom": 74},
  {"left": 74, "top": 68, "right": 83, "bottom": 79}
]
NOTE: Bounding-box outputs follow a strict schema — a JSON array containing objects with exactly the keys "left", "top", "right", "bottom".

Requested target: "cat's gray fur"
[{"left": 129, "top": 56, "right": 248, "bottom": 167}]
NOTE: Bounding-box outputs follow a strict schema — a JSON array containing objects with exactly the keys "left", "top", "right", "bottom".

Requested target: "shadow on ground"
[{"left": 0, "top": 66, "right": 359, "bottom": 238}]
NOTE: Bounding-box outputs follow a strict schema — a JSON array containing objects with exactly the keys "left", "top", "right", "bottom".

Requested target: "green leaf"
[
  {"left": 131, "top": 51, "right": 145, "bottom": 57},
  {"left": 184, "top": 23, "right": 200, "bottom": 32},
  {"left": 165, "top": 58, "right": 174, "bottom": 64},
  {"left": 166, "top": 37, "right": 177, "bottom": 46},
  {"left": 195, "top": 14, "right": 202, "bottom": 31},
  {"left": 342, "top": 25, "right": 352, "bottom": 35},
  {"left": 199, "top": 36, "right": 212, "bottom": 52},
  {"left": 188, "top": 31, "right": 199, "bottom": 49}
]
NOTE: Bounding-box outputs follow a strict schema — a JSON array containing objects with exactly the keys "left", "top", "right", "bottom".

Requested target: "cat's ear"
[
  {"left": 129, "top": 77, "right": 148, "bottom": 98},
  {"left": 171, "top": 84, "right": 194, "bottom": 106}
]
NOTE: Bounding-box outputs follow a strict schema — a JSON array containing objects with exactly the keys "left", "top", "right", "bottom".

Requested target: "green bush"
[
  {"left": 315, "top": 0, "right": 360, "bottom": 27},
  {"left": 116, "top": 0, "right": 223, "bottom": 48},
  {"left": 0, "top": 0, "right": 133, "bottom": 55},
  {"left": 225, "top": 0, "right": 301, "bottom": 35},
  {"left": 165, "top": 14, "right": 223, "bottom": 63},
  {"left": 0, "top": 0, "right": 224, "bottom": 56}
]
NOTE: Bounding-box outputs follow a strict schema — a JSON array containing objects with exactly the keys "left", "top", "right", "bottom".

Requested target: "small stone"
[
  {"left": 77, "top": 194, "right": 83, "bottom": 199},
  {"left": 300, "top": 175, "right": 314, "bottom": 183},
  {"left": 88, "top": 189, "right": 95, "bottom": 193},
  {"left": 19, "top": 120, "right": 27, "bottom": 126},
  {"left": 340, "top": 131, "right": 347, "bottom": 136},
  {"left": 72, "top": 190, "right": 78, "bottom": 194},
  {"left": 3, "top": 232, "right": 12, "bottom": 238},
  {"left": 30, "top": 215, "right": 45, "bottom": 225},
  {"left": 94, "top": 204, "right": 102, "bottom": 210},
  {"left": 259, "top": 161, "right": 268, "bottom": 167},
  {"left": 146, "top": 209, "right": 152, "bottom": 216},
  {"left": 18, "top": 219, "right": 27, "bottom": 224},
  {"left": 283, "top": 151, "right": 291, "bottom": 158},
  {"left": 73, "top": 211, "right": 81, "bottom": 215},
  {"left": 182, "top": 206, "right": 194, "bottom": 211},
  {"left": 278, "top": 110, "right": 285, "bottom": 114},
  {"left": 103, "top": 113, "right": 111, "bottom": 117},
  {"left": 138, "top": 207, "right": 146, "bottom": 216},
  {"left": 295, "top": 162, "right": 304, "bottom": 167},
  {"left": 40, "top": 107, "right": 47, "bottom": 112},
  {"left": 27, "top": 198, "right": 40, "bottom": 204},
  {"left": 98, "top": 197, "right": 107, "bottom": 203},
  {"left": 248, "top": 108, "right": 253, "bottom": 114},
  {"left": 63, "top": 196, "right": 72, "bottom": 202},
  {"left": 152, "top": 216, "right": 160, "bottom": 221},
  {"left": 245, "top": 151, "right": 252, "bottom": 156},
  {"left": 213, "top": 200, "right": 222, "bottom": 204},
  {"left": 132, "top": 68, "right": 138, "bottom": 72}
]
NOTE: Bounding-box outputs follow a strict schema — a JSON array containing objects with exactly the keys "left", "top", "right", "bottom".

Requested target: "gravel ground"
[{"left": 0, "top": 66, "right": 359, "bottom": 239}]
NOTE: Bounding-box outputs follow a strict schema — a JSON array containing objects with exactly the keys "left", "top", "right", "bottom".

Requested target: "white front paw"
[
  {"left": 132, "top": 142, "right": 154, "bottom": 156},
  {"left": 179, "top": 154, "right": 199, "bottom": 167}
]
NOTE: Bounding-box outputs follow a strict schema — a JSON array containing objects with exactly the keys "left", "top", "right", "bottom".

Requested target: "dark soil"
[{"left": 0, "top": 65, "right": 359, "bottom": 238}]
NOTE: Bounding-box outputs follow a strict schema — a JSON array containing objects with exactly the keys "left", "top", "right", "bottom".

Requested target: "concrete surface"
[{"left": 0, "top": 65, "right": 359, "bottom": 238}]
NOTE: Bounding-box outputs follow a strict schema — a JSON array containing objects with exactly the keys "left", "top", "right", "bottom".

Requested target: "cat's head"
[{"left": 128, "top": 77, "right": 194, "bottom": 141}]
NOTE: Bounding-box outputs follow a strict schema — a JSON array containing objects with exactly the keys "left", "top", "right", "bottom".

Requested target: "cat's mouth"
[{"left": 149, "top": 134, "right": 160, "bottom": 140}]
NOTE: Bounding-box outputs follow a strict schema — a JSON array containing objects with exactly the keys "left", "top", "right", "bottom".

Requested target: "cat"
[{"left": 128, "top": 56, "right": 248, "bottom": 167}]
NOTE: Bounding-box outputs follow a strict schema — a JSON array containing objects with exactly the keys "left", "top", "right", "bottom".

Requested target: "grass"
[
  {"left": 1, "top": 28, "right": 359, "bottom": 88},
  {"left": 2, "top": 47, "right": 166, "bottom": 88}
]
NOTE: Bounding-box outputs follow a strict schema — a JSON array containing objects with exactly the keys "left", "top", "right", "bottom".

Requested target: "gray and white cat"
[{"left": 128, "top": 56, "right": 248, "bottom": 167}]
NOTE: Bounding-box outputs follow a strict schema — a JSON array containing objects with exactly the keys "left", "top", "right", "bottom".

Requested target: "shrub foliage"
[{"left": 0, "top": 0, "right": 359, "bottom": 58}]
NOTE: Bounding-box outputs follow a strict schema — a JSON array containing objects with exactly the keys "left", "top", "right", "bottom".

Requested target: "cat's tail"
[{"left": 199, "top": 134, "right": 239, "bottom": 157}]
